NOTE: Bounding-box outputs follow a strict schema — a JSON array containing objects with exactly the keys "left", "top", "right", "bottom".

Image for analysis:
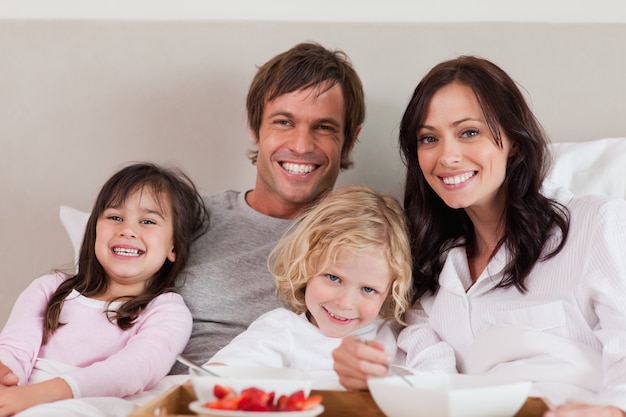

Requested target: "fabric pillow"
[
  {"left": 59, "top": 205, "right": 90, "bottom": 267},
  {"left": 547, "top": 137, "right": 626, "bottom": 200}
]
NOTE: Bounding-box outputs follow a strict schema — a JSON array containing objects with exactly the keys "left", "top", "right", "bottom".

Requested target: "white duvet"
[{"left": 16, "top": 359, "right": 188, "bottom": 417}]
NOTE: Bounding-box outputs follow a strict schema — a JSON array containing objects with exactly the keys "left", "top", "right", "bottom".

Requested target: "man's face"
[{"left": 250, "top": 83, "right": 349, "bottom": 218}]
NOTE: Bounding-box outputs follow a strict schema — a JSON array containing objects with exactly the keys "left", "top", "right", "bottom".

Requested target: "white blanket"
[{"left": 16, "top": 359, "right": 188, "bottom": 417}]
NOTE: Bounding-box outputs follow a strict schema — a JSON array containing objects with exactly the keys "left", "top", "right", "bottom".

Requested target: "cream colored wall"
[
  {"left": 3, "top": 0, "right": 626, "bottom": 23},
  {"left": 2, "top": 20, "right": 626, "bottom": 326}
]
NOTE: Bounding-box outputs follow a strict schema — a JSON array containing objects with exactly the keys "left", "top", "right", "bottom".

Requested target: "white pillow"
[
  {"left": 59, "top": 205, "right": 90, "bottom": 267},
  {"left": 548, "top": 137, "right": 626, "bottom": 200}
]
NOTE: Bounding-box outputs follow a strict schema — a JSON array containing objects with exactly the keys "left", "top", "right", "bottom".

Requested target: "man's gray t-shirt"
[{"left": 170, "top": 190, "right": 292, "bottom": 374}]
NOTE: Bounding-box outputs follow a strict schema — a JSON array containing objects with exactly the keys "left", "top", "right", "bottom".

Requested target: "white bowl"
[
  {"left": 189, "top": 365, "right": 313, "bottom": 404},
  {"left": 367, "top": 373, "right": 532, "bottom": 417}
]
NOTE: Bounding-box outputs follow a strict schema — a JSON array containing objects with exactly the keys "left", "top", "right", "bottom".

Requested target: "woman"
[{"left": 332, "top": 56, "right": 626, "bottom": 417}]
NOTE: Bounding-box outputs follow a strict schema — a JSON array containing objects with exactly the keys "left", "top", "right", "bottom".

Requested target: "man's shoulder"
[
  {"left": 202, "top": 190, "right": 247, "bottom": 221},
  {"left": 203, "top": 189, "right": 242, "bottom": 208}
]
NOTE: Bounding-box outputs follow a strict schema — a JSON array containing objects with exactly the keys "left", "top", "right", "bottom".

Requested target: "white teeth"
[
  {"left": 443, "top": 172, "right": 475, "bottom": 185},
  {"left": 328, "top": 310, "right": 349, "bottom": 321},
  {"left": 282, "top": 162, "right": 315, "bottom": 174},
  {"left": 113, "top": 248, "right": 141, "bottom": 256}
]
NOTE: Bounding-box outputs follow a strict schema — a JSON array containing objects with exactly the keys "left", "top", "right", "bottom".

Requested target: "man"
[
  {"left": 0, "top": 41, "right": 365, "bottom": 387},
  {"left": 170, "top": 41, "right": 365, "bottom": 373}
]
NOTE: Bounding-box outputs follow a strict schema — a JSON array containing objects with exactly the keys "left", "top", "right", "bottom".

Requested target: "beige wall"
[
  {"left": 2, "top": 20, "right": 626, "bottom": 326},
  {"left": 3, "top": 0, "right": 626, "bottom": 23}
]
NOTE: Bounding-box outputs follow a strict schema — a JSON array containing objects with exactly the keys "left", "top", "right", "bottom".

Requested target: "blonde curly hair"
[{"left": 268, "top": 185, "right": 413, "bottom": 324}]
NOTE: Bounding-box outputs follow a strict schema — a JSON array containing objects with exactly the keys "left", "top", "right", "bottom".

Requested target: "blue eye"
[
  {"left": 326, "top": 274, "right": 340, "bottom": 283},
  {"left": 418, "top": 135, "right": 436, "bottom": 145},
  {"left": 362, "top": 287, "right": 376, "bottom": 294},
  {"left": 462, "top": 129, "right": 479, "bottom": 138}
]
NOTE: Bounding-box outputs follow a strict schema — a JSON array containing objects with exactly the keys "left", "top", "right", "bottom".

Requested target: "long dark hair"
[
  {"left": 43, "top": 163, "right": 209, "bottom": 343},
  {"left": 399, "top": 56, "right": 569, "bottom": 299}
]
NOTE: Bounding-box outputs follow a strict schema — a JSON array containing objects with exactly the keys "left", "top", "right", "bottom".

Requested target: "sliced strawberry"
[
  {"left": 207, "top": 386, "right": 322, "bottom": 412},
  {"left": 213, "top": 384, "right": 235, "bottom": 400},
  {"left": 275, "top": 394, "right": 289, "bottom": 411},
  {"left": 238, "top": 387, "right": 273, "bottom": 411},
  {"left": 240, "top": 401, "right": 271, "bottom": 411},
  {"left": 205, "top": 396, "right": 239, "bottom": 410},
  {"left": 285, "top": 390, "right": 306, "bottom": 411},
  {"left": 301, "top": 394, "right": 323, "bottom": 410},
  {"left": 267, "top": 391, "right": 276, "bottom": 406}
]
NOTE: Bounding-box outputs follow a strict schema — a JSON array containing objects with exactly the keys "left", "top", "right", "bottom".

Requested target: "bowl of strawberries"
[{"left": 188, "top": 366, "right": 322, "bottom": 416}]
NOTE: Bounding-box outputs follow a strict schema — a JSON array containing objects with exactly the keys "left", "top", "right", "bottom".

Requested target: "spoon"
[
  {"left": 388, "top": 364, "right": 415, "bottom": 387},
  {"left": 176, "top": 354, "right": 224, "bottom": 378}
]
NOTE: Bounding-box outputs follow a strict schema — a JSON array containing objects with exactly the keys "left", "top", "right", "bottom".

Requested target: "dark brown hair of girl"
[{"left": 43, "top": 163, "right": 209, "bottom": 343}]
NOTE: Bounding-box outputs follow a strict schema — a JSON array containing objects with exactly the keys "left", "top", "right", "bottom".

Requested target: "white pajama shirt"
[
  {"left": 398, "top": 192, "right": 626, "bottom": 410},
  {"left": 208, "top": 308, "right": 402, "bottom": 390}
]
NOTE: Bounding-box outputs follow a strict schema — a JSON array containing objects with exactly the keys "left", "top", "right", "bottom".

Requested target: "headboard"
[{"left": 2, "top": 20, "right": 625, "bottom": 326}]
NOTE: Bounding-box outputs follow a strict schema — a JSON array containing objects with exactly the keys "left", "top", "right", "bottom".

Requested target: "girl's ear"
[{"left": 167, "top": 247, "right": 176, "bottom": 263}]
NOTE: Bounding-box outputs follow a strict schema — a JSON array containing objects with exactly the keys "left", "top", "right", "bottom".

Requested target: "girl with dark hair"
[
  {"left": 0, "top": 163, "right": 209, "bottom": 416},
  {"left": 333, "top": 56, "right": 626, "bottom": 417}
]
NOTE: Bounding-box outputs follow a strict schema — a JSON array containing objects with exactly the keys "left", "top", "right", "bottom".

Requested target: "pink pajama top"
[{"left": 0, "top": 273, "right": 192, "bottom": 398}]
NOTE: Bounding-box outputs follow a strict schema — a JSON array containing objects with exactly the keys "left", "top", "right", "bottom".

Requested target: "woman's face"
[{"left": 416, "top": 82, "right": 514, "bottom": 215}]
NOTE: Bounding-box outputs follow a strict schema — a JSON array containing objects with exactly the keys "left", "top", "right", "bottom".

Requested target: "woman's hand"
[
  {"left": 545, "top": 402, "right": 626, "bottom": 417},
  {"left": 332, "top": 336, "right": 391, "bottom": 391},
  {"left": 0, "top": 362, "right": 18, "bottom": 389}
]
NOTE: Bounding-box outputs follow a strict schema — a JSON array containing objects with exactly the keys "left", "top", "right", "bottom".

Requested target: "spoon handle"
[
  {"left": 388, "top": 364, "right": 415, "bottom": 387},
  {"left": 176, "top": 354, "right": 223, "bottom": 377}
]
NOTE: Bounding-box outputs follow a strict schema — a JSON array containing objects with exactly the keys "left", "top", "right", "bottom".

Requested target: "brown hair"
[
  {"left": 246, "top": 42, "right": 365, "bottom": 169},
  {"left": 43, "top": 163, "right": 209, "bottom": 343},
  {"left": 399, "top": 56, "right": 569, "bottom": 298}
]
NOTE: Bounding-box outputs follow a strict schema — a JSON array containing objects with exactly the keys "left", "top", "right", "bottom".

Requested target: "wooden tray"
[{"left": 129, "top": 381, "right": 548, "bottom": 417}]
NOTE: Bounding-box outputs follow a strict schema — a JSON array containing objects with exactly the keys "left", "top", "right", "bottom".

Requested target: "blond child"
[{"left": 208, "top": 185, "right": 413, "bottom": 389}]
